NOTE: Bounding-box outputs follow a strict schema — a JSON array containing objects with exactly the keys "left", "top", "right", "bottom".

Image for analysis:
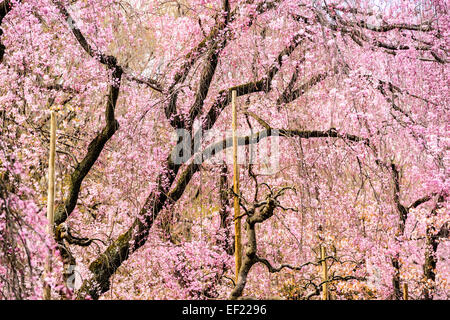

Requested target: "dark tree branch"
[
  {"left": 391, "top": 163, "right": 409, "bottom": 235},
  {"left": 54, "top": 66, "right": 123, "bottom": 226},
  {"left": 53, "top": 1, "right": 119, "bottom": 68},
  {"left": 423, "top": 194, "right": 447, "bottom": 299},
  {"left": 186, "top": 1, "right": 231, "bottom": 127},
  {"left": 55, "top": 223, "right": 105, "bottom": 247},
  {"left": 319, "top": 7, "right": 447, "bottom": 64},
  {"left": 277, "top": 68, "right": 337, "bottom": 105},
  {"left": 167, "top": 0, "right": 282, "bottom": 128},
  {"left": 0, "top": 0, "right": 17, "bottom": 63},
  {"left": 54, "top": 1, "right": 164, "bottom": 92},
  {"left": 202, "top": 32, "right": 305, "bottom": 133},
  {"left": 409, "top": 195, "right": 434, "bottom": 210}
]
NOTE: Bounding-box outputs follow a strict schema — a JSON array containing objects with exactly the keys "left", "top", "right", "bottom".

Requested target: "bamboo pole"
[
  {"left": 321, "top": 245, "right": 329, "bottom": 300},
  {"left": 232, "top": 90, "right": 242, "bottom": 283},
  {"left": 44, "top": 111, "right": 56, "bottom": 300},
  {"left": 403, "top": 283, "right": 408, "bottom": 300}
]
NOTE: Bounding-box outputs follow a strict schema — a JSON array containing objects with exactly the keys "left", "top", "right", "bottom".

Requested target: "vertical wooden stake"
[
  {"left": 321, "top": 245, "right": 329, "bottom": 300},
  {"left": 403, "top": 283, "right": 408, "bottom": 300},
  {"left": 44, "top": 111, "right": 56, "bottom": 300},
  {"left": 232, "top": 90, "right": 242, "bottom": 283}
]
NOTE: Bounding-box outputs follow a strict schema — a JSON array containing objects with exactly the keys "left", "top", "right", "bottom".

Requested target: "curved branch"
[
  {"left": 54, "top": 66, "right": 123, "bottom": 226},
  {"left": 54, "top": 1, "right": 163, "bottom": 92},
  {"left": 256, "top": 256, "right": 317, "bottom": 273}
]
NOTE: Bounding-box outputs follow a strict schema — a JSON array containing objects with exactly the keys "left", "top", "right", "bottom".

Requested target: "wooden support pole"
[
  {"left": 232, "top": 90, "right": 242, "bottom": 283},
  {"left": 44, "top": 111, "right": 56, "bottom": 300},
  {"left": 321, "top": 245, "right": 329, "bottom": 300},
  {"left": 403, "top": 283, "right": 408, "bottom": 300}
]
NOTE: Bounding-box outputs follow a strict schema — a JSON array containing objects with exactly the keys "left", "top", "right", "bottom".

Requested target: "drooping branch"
[
  {"left": 302, "top": 275, "right": 366, "bottom": 300},
  {"left": 318, "top": 6, "right": 448, "bottom": 64},
  {"left": 329, "top": 7, "right": 433, "bottom": 33},
  {"left": 256, "top": 256, "right": 326, "bottom": 273},
  {"left": 256, "top": 256, "right": 365, "bottom": 299},
  {"left": 355, "top": 21, "right": 433, "bottom": 33}
]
